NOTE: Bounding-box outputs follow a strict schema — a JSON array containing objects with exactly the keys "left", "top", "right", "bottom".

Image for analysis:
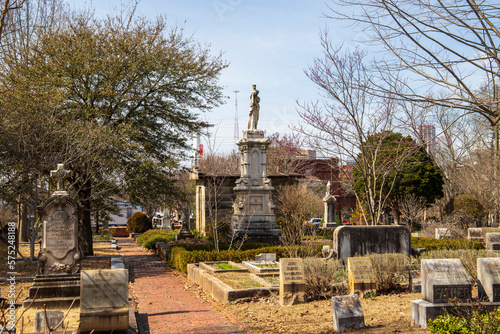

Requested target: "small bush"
[
  {"left": 368, "top": 253, "right": 411, "bottom": 293},
  {"left": 303, "top": 257, "right": 348, "bottom": 300},
  {"left": 137, "top": 229, "right": 177, "bottom": 250},
  {"left": 411, "top": 237, "right": 484, "bottom": 251},
  {"left": 429, "top": 306, "right": 500, "bottom": 333},
  {"left": 126, "top": 212, "right": 152, "bottom": 233}
]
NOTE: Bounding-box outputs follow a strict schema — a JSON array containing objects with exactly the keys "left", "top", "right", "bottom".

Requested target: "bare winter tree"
[
  {"left": 329, "top": 0, "right": 500, "bottom": 146},
  {"left": 295, "top": 42, "right": 419, "bottom": 225},
  {"left": 398, "top": 193, "right": 426, "bottom": 231}
]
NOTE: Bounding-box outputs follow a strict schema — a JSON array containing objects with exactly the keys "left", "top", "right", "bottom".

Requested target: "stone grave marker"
[
  {"left": 80, "top": 269, "right": 129, "bottom": 332},
  {"left": 435, "top": 228, "right": 452, "bottom": 239},
  {"left": 468, "top": 228, "right": 483, "bottom": 241},
  {"left": 255, "top": 253, "right": 276, "bottom": 262},
  {"left": 486, "top": 233, "right": 500, "bottom": 251},
  {"left": 34, "top": 310, "right": 64, "bottom": 332},
  {"left": 334, "top": 225, "right": 410, "bottom": 259},
  {"left": 332, "top": 294, "right": 365, "bottom": 332},
  {"left": 24, "top": 164, "right": 83, "bottom": 309},
  {"left": 279, "top": 258, "right": 306, "bottom": 306},
  {"left": 477, "top": 257, "right": 500, "bottom": 302},
  {"left": 347, "top": 257, "right": 375, "bottom": 294},
  {"left": 421, "top": 259, "right": 471, "bottom": 303}
]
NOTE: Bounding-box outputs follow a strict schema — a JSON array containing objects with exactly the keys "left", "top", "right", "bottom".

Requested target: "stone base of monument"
[
  {"left": 80, "top": 309, "right": 129, "bottom": 333},
  {"left": 411, "top": 299, "right": 500, "bottom": 327},
  {"left": 23, "top": 274, "right": 80, "bottom": 308},
  {"left": 323, "top": 222, "right": 337, "bottom": 229},
  {"left": 232, "top": 223, "right": 281, "bottom": 244}
]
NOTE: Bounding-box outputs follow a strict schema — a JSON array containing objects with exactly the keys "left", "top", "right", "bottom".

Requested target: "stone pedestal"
[{"left": 232, "top": 130, "right": 281, "bottom": 244}]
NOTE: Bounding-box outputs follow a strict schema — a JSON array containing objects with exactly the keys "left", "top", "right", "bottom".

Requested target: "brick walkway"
[{"left": 116, "top": 237, "right": 245, "bottom": 334}]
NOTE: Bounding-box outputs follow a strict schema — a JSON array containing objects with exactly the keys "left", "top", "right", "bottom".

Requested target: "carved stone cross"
[{"left": 50, "top": 164, "right": 72, "bottom": 191}]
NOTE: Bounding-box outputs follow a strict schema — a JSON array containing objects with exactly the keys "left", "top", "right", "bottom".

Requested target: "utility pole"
[{"left": 233, "top": 90, "right": 240, "bottom": 142}]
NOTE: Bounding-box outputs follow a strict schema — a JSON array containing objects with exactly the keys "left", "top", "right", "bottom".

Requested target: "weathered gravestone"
[
  {"left": 435, "top": 228, "right": 452, "bottom": 239},
  {"left": 279, "top": 258, "right": 306, "bottom": 306},
  {"left": 347, "top": 257, "right": 375, "bottom": 295},
  {"left": 255, "top": 253, "right": 276, "bottom": 262},
  {"left": 485, "top": 233, "right": 500, "bottom": 251},
  {"left": 478, "top": 258, "right": 500, "bottom": 302},
  {"left": 468, "top": 228, "right": 483, "bottom": 242},
  {"left": 34, "top": 310, "right": 64, "bottom": 333},
  {"left": 333, "top": 225, "right": 410, "bottom": 259},
  {"left": 421, "top": 259, "right": 471, "bottom": 303},
  {"left": 332, "top": 294, "right": 365, "bottom": 332},
  {"left": 411, "top": 259, "right": 472, "bottom": 327},
  {"left": 80, "top": 269, "right": 129, "bottom": 332},
  {"left": 24, "top": 164, "right": 83, "bottom": 308}
]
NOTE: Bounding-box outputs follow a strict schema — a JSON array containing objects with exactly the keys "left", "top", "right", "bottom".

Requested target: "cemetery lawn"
[{"left": 224, "top": 292, "right": 428, "bottom": 333}]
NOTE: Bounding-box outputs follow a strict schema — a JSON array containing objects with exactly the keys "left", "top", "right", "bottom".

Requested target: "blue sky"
[{"left": 67, "top": 1, "right": 351, "bottom": 154}]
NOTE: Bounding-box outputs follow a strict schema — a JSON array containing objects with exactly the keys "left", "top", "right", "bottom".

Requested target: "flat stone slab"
[
  {"left": 255, "top": 253, "right": 276, "bottom": 262},
  {"left": 34, "top": 310, "right": 64, "bottom": 332},
  {"left": 478, "top": 257, "right": 500, "bottom": 302},
  {"left": 332, "top": 294, "right": 365, "bottom": 332},
  {"left": 242, "top": 261, "right": 279, "bottom": 273},
  {"left": 486, "top": 233, "right": 500, "bottom": 251},
  {"left": 421, "top": 259, "right": 471, "bottom": 303}
]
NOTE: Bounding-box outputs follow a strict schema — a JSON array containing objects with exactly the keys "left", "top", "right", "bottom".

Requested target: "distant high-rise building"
[{"left": 420, "top": 124, "right": 436, "bottom": 153}]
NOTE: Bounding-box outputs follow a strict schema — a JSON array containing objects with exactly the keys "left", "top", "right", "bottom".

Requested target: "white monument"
[
  {"left": 323, "top": 181, "right": 337, "bottom": 228},
  {"left": 232, "top": 84, "right": 281, "bottom": 244}
]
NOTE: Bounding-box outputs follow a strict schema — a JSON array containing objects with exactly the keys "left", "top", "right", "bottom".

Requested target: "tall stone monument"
[
  {"left": 232, "top": 84, "right": 281, "bottom": 244},
  {"left": 24, "top": 163, "right": 84, "bottom": 308},
  {"left": 323, "top": 181, "right": 337, "bottom": 228}
]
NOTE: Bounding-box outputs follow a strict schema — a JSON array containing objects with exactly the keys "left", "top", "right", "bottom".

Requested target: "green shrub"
[
  {"left": 411, "top": 237, "right": 484, "bottom": 251},
  {"left": 137, "top": 229, "right": 177, "bottom": 250},
  {"left": 429, "top": 307, "right": 500, "bottom": 333},
  {"left": 126, "top": 212, "right": 152, "bottom": 233},
  {"left": 454, "top": 194, "right": 485, "bottom": 218}
]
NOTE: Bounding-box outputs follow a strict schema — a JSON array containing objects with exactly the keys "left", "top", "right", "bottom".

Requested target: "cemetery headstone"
[
  {"left": 34, "top": 310, "right": 64, "bottom": 332},
  {"left": 477, "top": 257, "right": 500, "bottom": 302},
  {"left": 334, "top": 225, "right": 410, "bottom": 259},
  {"left": 347, "top": 257, "right": 375, "bottom": 294},
  {"left": 435, "top": 228, "right": 452, "bottom": 239},
  {"left": 486, "top": 233, "right": 500, "bottom": 251},
  {"left": 467, "top": 228, "right": 483, "bottom": 241},
  {"left": 421, "top": 259, "right": 471, "bottom": 303},
  {"left": 24, "top": 164, "right": 83, "bottom": 308},
  {"left": 279, "top": 258, "right": 306, "bottom": 306},
  {"left": 332, "top": 294, "right": 365, "bottom": 332},
  {"left": 255, "top": 253, "right": 276, "bottom": 262},
  {"left": 80, "top": 269, "right": 129, "bottom": 332}
]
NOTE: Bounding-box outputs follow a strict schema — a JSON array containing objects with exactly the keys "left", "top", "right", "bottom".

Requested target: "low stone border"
[
  {"left": 188, "top": 263, "right": 278, "bottom": 304},
  {"left": 155, "top": 242, "right": 170, "bottom": 261},
  {"left": 199, "top": 261, "right": 249, "bottom": 274}
]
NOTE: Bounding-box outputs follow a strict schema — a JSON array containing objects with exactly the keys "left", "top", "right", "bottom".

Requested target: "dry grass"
[{"left": 303, "top": 257, "right": 348, "bottom": 300}]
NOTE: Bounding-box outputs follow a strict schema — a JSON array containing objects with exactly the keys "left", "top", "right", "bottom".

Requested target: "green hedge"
[
  {"left": 411, "top": 237, "right": 484, "bottom": 251},
  {"left": 137, "top": 230, "right": 177, "bottom": 249},
  {"left": 168, "top": 244, "right": 326, "bottom": 273}
]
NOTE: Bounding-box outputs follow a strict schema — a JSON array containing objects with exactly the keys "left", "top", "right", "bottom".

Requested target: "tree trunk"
[
  {"left": 17, "top": 200, "right": 28, "bottom": 242},
  {"left": 80, "top": 176, "right": 94, "bottom": 256}
]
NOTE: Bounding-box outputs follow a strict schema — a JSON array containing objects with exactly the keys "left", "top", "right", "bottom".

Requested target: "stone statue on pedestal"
[{"left": 248, "top": 84, "right": 260, "bottom": 130}]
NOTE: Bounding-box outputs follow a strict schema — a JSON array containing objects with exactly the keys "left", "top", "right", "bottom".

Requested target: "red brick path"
[{"left": 116, "top": 237, "right": 245, "bottom": 334}]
